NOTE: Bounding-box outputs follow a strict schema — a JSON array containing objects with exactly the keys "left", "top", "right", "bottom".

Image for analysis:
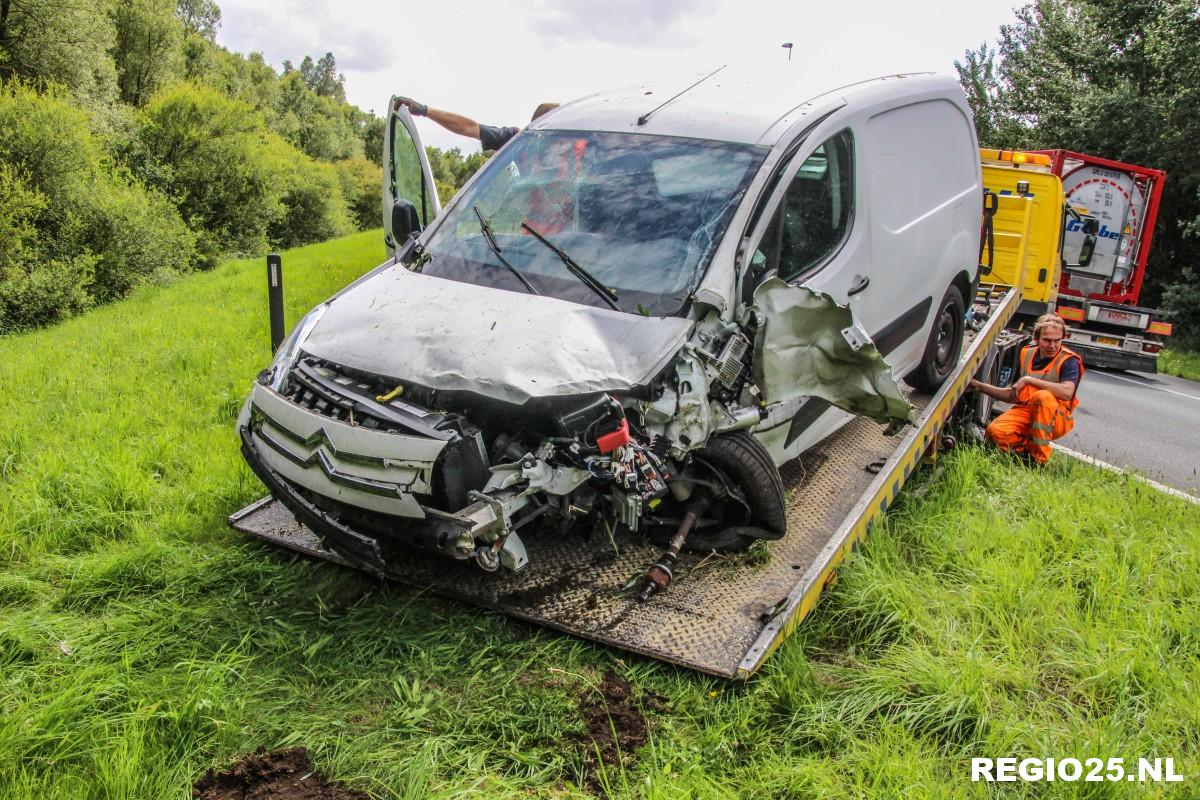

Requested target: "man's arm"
[
  {"left": 393, "top": 97, "right": 480, "bottom": 140},
  {"left": 1012, "top": 374, "right": 1076, "bottom": 402},
  {"left": 968, "top": 378, "right": 1017, "bottom": 403}
]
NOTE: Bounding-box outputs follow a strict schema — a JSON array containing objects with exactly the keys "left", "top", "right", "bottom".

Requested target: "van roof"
[{"left": 531, "top": 68, "right": 951, "bottom": 148}]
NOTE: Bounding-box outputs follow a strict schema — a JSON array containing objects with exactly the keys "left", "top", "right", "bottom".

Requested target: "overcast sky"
[{"left": 216, "top": 0, "right": 1020, "bottom": 153}]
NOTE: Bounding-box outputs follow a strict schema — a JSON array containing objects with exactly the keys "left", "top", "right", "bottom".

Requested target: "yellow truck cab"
[{"left": 979, "top": 149, "right": 1065, "bottom": 317}]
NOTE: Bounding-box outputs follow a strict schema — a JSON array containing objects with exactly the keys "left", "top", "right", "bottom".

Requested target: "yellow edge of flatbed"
[{"left": 736, "top": 282, "right": 1021, "bottom": 678}]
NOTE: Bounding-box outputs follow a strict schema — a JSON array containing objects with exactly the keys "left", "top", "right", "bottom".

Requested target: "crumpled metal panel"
[
  {"left": 752, "top": 278, "right": 912, "bottom": 424},
  {"left": 301, "top": 267, "right": 694, "bottom": 404},
  {"left": 230, "top": 388, "right": 927, "bottom": 678}
]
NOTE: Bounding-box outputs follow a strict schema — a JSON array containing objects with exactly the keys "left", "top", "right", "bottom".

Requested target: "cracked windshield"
[{"left": 418, "top": 131, "right": 766, "bottom": 315}]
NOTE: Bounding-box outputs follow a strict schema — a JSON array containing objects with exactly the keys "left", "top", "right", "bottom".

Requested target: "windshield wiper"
[
  {"left": 473, "top": 205, "right": 539, "bottom": 296},
  {"left": 519, "top": 222, "right": 619, "bottom": 311}
]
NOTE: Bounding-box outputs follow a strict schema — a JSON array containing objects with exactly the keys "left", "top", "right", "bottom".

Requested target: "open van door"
[{"left": 383, "top": 100, "right": 441, "bottom": 254}]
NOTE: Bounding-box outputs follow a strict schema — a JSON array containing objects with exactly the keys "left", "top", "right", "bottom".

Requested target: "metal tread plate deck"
[{"left": 229, "top": 287, "right": 1019, "bottom": 678}]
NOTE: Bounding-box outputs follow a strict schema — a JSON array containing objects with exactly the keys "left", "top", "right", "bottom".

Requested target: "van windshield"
[{"left": 418, "top": 131, "right": 766, "bottom": 316}]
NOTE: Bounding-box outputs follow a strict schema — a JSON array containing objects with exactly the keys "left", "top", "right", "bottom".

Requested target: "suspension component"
[{"left": 636, "top": 492, "right": 712, "bottom": 602}]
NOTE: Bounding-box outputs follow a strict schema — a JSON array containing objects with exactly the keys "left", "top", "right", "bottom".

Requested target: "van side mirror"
[
  {"left": 1082, "top": 218, "right": 1099, "bottom": 235},
  {"left": 391, "top": 199, "right": 421, "bottom": 244}
]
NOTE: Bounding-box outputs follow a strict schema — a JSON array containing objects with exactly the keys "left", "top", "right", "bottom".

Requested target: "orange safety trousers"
[{"left": 985, "top": 385, "right": 1075, "bottom": 464}]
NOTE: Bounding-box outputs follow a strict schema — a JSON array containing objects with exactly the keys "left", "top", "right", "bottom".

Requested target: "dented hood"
[{"left": 301, "top": 267, "right": 694, "bottom": 404}]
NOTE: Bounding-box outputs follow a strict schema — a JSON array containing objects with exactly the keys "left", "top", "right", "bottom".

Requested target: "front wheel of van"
[
  {"left": 907, "top": 285, "right": 965, "bottom": 393},
  {"left": 680, "top": 431, "right": 787, "bottom": 553}
]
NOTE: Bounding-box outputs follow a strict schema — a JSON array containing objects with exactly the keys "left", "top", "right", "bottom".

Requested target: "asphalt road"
[{"left": 1057, "top": 368, "right": 1200, "bottom": 496}]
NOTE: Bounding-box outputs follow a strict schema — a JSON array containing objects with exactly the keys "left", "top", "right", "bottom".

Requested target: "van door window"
[
  {"left": 759, "top": 130, "right": 854, "bottom": 283},
  {"left": 391, "top": 117, "right": 435, "bottom": 228}
]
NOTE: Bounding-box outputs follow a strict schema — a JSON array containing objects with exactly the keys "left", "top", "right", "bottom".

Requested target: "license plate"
[
  {"left": 1095, "top": 336, "right": 1120, "bottom": 346},
  {"left": 1098, "top": 308, "right": 1135, "bottom": 324}
]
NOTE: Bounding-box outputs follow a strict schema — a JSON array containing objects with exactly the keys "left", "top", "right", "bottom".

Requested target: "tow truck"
[
  {"left": 229, "top": 85, "right": 1053, "bottom": 679},
  {"left": 981, "top": 148, "right": 1172, "bottom": 371}
]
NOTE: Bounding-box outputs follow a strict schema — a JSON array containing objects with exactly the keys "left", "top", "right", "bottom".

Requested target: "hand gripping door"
[{"left": 383, "top": 100, "right": 442, "bottom": 252}]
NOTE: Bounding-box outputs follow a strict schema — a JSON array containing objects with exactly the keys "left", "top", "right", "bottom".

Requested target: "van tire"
[
  {"left": 907, "top": 284, "right": 965, "bottom": 393},
  {"left": 683, "top": 431, "right": 787, "bottom": 553}
]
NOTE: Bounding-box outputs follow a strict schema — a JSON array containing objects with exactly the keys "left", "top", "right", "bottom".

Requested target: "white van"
[{"left": 238, "top": 69, "right": 982, "bottom": 576}]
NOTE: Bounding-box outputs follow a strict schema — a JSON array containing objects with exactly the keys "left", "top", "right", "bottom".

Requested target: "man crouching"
[{"left": 968, "top": 314, "right": 1084, "bottom": 465}]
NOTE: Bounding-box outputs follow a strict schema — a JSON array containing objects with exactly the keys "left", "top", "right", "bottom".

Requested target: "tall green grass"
[
  {"left": 1, "top": 231, "right": 1197, "bottom": 798},
  {"left": 1159, "top": 348, "right": 1200, "bottom": 382}
]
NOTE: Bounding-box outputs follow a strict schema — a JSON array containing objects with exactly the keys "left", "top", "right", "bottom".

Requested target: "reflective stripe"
[
  {"left": 1031, "top": 422, "right": 1055, "bottom": 433},
  {"left": 1031, "top": 436, "right": 1052, "bottom": 446}
]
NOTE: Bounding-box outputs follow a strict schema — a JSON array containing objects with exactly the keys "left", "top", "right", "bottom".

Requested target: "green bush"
[
  {"left": 0, "top": 82, "right": 195, "bottom": 332},
  {"left": 270, "top": 157, "right": 352, "bottom": 249},
  {"left": 139, "top": 83, "right": 286, "bottom": 262},
  {"left": 139, "top": 82, "right": 354, "bottom": 261},
  {"left": 88, "top": 175, "right": 198, "bottom": 301},
  {"left": 333, "top": 156, "right": 380, "bottom": 231},
  {"left": 0, "top": 164, "right": 96, "bottom": 332},
  {"left": 1162, "top": 267, "right": 1200, "bottom": 351}
]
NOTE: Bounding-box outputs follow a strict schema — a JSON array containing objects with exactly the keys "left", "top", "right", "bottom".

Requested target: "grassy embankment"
[
  {"left": 1, "top": 230, "right": 1197, "bottom": 798},
  {"left": 1159, "top": 348, "right": 1200, "bottom": 382}
]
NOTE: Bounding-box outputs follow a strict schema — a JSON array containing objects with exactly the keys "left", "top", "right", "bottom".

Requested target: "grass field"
[
  {"left": 2, "top": 231, "right": 1197, "bottom": 798},
  {"left": 1159, "top": 348, "right": 1200, "bottom": 383}
]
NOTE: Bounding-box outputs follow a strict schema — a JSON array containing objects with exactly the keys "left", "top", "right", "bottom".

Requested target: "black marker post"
[{"left": 267, "top": 253, "right": 285, "bottom": 353}]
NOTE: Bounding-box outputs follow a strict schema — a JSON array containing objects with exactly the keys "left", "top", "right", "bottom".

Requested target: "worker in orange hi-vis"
[{"left": 968, "top": 314, "right": 1084, "bottom": 464}]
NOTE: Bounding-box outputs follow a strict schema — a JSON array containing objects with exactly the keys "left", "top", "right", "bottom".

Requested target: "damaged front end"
[
  {"left": 237, "top": 267, "right": 911, "bottom": 586},
  {"left": 237, "top": 340, "right": 757, "bottom": 578}
]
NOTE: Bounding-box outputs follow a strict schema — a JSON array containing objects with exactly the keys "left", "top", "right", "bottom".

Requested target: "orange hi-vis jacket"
[
  {"left": 1017, "top": 344, "right": 1084, "bottom": 409},
  {"left": 986, "top": 344, "right": 1084, "bottom": 463}
]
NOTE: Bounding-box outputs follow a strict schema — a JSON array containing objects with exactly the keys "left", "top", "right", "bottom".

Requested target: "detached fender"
[{"left": 751, "top": 277, "right": 912, "bottom": 424}]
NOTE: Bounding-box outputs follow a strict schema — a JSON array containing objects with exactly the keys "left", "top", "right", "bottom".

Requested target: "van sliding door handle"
[{"left": 848, "top": 274, "right": 870, "bottom": 296}]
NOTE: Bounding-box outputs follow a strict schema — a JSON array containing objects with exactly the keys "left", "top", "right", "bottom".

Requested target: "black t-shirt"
[
  {"left": 1032, "top": 352, "right": 1081, "bottom": 387},
  {"left": 479, "top": 124, "right": 520, "bottom": 152}
]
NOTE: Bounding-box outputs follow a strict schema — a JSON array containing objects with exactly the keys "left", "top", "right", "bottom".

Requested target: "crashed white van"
[{"left": 238, "top": 69, "right": 981, "bottom": 578}]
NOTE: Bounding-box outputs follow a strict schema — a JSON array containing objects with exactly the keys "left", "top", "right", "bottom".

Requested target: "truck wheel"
[
  {"left": 907, "top": 285, "right": 965, "bottom": 393},
  {"left": 971, "top": 347, "right": 1001, "bottom": 425},
  {"left": 683, "top": 431, "right": 787, "bottom": 553}
]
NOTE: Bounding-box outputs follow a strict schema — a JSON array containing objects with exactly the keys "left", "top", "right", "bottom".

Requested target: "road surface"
[{"left": 1057, "top": 368, "right": 1200, "bottom": 496}]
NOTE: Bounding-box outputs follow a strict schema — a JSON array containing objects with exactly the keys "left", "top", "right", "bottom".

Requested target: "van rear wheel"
[{"left": 907, "top": 285, "right": 965, "bottom": 393}]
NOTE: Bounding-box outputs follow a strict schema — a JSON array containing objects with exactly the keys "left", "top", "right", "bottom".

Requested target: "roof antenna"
[{"left": 637, "top": 65, "right": 727, "bottom": 126}]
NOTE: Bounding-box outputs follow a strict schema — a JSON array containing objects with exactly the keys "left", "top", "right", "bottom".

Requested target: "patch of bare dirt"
[
  {"left": 193, "top": 747, "right": 368, "bottom": 800},
  {"left": 578, "top": 672, "right": 667, "bottom": 796}
]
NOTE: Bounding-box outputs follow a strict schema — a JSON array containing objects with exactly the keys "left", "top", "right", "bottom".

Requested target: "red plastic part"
[{"left": 597, "top": 418, "right": 631, "bottom": 454}]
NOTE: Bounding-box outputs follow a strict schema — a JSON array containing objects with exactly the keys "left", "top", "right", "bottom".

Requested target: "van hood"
[{"left": 300, "top": 266, "right": 695, "bottom": 405}]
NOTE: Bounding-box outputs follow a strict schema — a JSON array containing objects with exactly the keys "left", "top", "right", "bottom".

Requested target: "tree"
[
  {"left": 300, "top": 52, "right": 345, "bottom": 102},
  {"left": 334, "top": 156, "right": 380, "bottom": 231},
  {"left": 111, "top": 0, "right": 182, "bottom": 106},
  {"left": 0, "top": 0, "right": 117, "bottom": 101},
  {"left": 954, "top": 44, "right": 1023, "bottom": 147},
  {"left": 275, "top": 70, "right": 359, "bottom": 161},
  {"left": 961, "top": 0, "right": 1200, "bottom": 307},
  {"left": 139, "top": 82, "right": 354, "bottom": 259},
  {"left": 176, "top": 0, "right": 220, "bottom": 40},
  {"left": 359, "top": 112, "right": 386, "bottom": 163}
]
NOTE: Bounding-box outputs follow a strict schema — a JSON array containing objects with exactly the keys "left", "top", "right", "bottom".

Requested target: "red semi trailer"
[{"left": 1033, "top": 150, "right": 1172, "bottom": 372}]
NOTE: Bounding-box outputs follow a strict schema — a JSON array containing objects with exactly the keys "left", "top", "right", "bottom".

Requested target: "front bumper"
[
  {"left": 1068, "top": 341, "right": 1157, "bottom": 373},
  {"left": 240, "top": 425, "right": 528, "bottom": 572},
  {"left": 244, "top": 382, "right": 444, "bottom": 518}
]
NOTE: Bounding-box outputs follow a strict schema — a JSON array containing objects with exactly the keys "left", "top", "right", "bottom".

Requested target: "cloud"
[
  {"left": 217, "top": 0, "right": 395, "bottom": 73},
  {"left": 526, "top": 0, "right": 719, "bottom": 46}
]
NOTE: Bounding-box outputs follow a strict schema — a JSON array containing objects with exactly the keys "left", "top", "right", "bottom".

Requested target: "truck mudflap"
[{"left": 230, "top": 287, "right": 1020, "bottom": 678}]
